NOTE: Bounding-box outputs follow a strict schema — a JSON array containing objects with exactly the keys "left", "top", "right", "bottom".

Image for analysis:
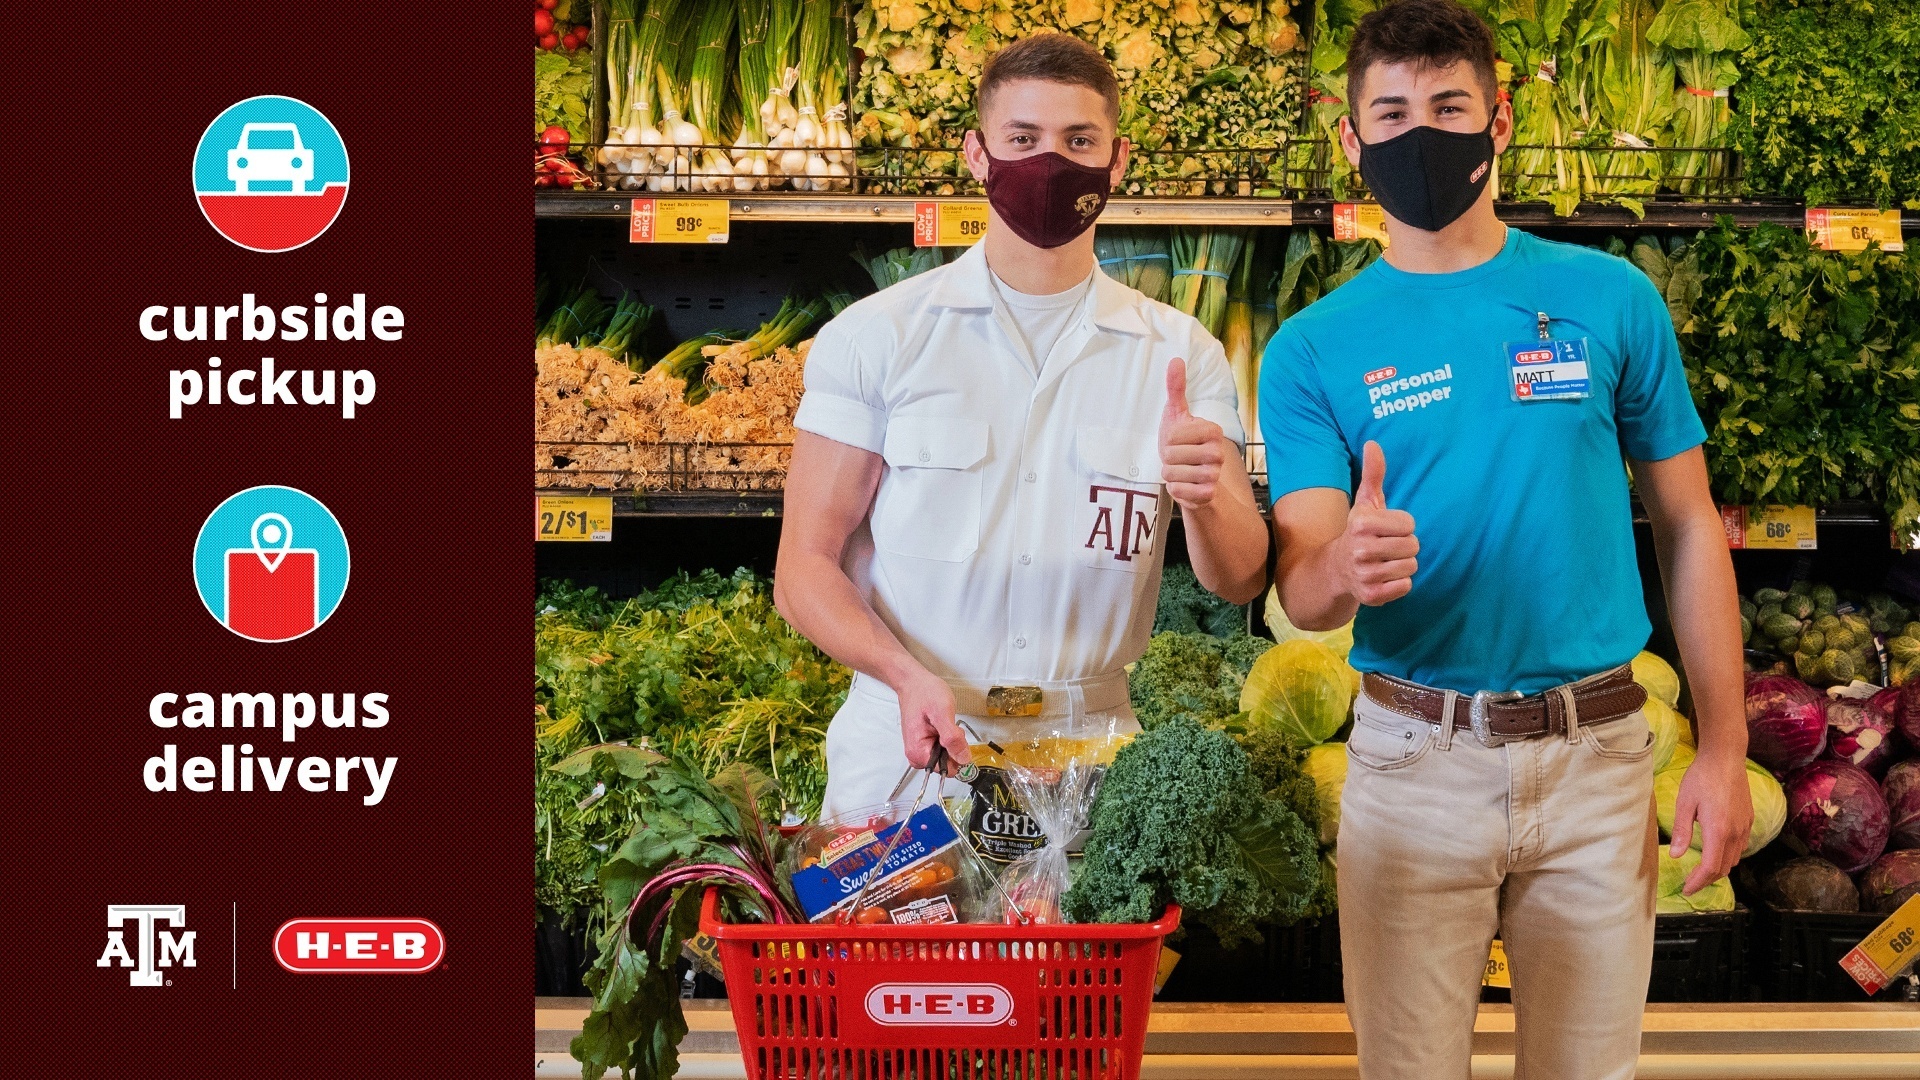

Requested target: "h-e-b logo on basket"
[
  {"left": 194, "top": 96, "right": 349, "bottom": 252},
  {"left": 98, "top": 905, "right": 195, "bottom": 986},
  {"left": 865, "top": 982, "right": 1014, "bottom": 1026}
]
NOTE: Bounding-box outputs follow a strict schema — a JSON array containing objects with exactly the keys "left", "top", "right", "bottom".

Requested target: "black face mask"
[{"left": 1354, "top": 111, "right": 1496, "bottom": 232}]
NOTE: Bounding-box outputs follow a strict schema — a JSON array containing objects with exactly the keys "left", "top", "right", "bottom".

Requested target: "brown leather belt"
[{"left": 1361, "top": 666, "right": 1647, "bottom": 747}]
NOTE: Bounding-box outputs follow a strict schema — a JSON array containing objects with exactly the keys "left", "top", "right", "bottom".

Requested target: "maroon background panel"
[{"left": 0, "top": 3, "right": 529, "bottom": 1073}]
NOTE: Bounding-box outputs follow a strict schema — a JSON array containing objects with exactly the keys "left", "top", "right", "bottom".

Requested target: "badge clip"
[{"left": 1536, "top": 311, "right": 1551, "bottom": 341}]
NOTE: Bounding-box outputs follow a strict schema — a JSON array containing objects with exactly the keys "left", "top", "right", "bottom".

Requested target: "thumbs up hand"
[
  {"left": 1159, "top": 357, "right": 1227, "bottom": 510},
  {"left": 1343, "top": 441, "right": 1419, "bottom": 605}
]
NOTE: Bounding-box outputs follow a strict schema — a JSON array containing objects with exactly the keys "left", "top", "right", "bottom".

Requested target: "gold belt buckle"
[{"left": 986, "top": 686, "right": 1044, "bottom": 717}]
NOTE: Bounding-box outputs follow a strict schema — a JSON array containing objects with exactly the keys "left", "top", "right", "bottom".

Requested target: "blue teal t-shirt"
[{"left": 1258, "top": 228, "right": 1706, "bottom": 694}]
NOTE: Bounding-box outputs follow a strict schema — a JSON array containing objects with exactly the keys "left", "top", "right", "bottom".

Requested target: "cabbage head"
[
  {"left": 1657, "top": 846, "right": 1735, "bottom": 913},
  {"left": 1241, "top": 639, "right": 1357, "bottom": 746},
  {"left": 1656, "top": 755, "right": 1787, "bottom": 859},
  {"left": 1264, "top": 586, "right": 1355, "bottom": 659},
  {"left": 1646, "top": 697, "right": 1681, "bottom": 772},
  {"left": 1303, "top": 742, "right": 1348, "bottom": 846},
  {"left": 1632, "top": 651, "right": 1682, "bottom": 710}
]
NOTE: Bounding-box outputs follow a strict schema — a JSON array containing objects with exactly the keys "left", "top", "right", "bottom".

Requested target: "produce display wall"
[{"left": 532, "top": 0, "right": 1920, "bottom": 1016}]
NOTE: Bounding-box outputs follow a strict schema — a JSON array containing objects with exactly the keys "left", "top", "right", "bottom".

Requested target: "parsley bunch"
[{"left": 1729, "top": 0, "right": 1920, "bottom": 209}]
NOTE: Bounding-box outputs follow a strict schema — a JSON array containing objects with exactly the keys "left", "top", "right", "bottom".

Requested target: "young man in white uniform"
[{"left": 776, "top": 35, "right": 1270, "bottom": 816}]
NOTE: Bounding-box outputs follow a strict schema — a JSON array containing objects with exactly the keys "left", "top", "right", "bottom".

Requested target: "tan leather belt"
[{"left": 1361, "top": 666, "right": 1646, "bottom": 747}]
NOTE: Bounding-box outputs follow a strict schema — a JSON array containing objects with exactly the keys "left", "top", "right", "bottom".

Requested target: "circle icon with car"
[{"left": 194, "top": 96, "right": 348, "bottom": 252}]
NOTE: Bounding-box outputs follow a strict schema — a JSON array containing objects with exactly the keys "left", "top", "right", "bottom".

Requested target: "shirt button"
[
  {"left": 1019, "top": 554, "right": 1031, "bottom": 565},
  {"left": 1127, "top": 466, "right": 1140, "bottom": 478},
  {"left": 918, "top": 449, "right": 931, "bottom": 462},
  {"left": 1025, "top": 471, "right": 1036, "bottom": 483},
  {"left": 1014, "top": 637, "right": 1027, "bottom": 649}
]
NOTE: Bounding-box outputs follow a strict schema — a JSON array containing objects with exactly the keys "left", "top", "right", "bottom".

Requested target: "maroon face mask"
[{"left": 980, "top": 139, "right": 1118, "bottom": 249}]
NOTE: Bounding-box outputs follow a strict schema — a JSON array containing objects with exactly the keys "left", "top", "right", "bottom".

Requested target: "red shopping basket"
[{"left": 699, "top": 888, "right": 1182, "bottom": 1080}]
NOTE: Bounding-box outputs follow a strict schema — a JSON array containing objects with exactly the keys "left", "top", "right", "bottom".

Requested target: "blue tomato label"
[{"left": 791, "top": 805, "right": 963, "bottom": 921}]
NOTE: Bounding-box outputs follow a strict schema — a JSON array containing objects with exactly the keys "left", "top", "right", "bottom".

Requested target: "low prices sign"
[
  {"left": 1334, "top": 203, "right": 1390, "bottom": 248},
  {"left": 273, "top": 918, "right": 445, "bottom": 973},
  {"left": 1839, "top": 895, "right": 1920, "bottom": 995},
  {"left": 914, "top": 201, "right": 989, "bottom": 247},
  {"left": 1806, "top": 208, "right": 1905, "bottom": 253},
  {"left": 1720, "top": 504, "right": 1817, "bottom": 550},
  {"left": 630, "top": 198, "right": 730, "bottom": 243}
]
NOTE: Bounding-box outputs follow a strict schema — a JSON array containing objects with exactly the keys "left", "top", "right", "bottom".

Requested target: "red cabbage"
[
  {"left": 1823, "top": 693, "right": 1898, "bottom": 778},
  {"left": 1896, "top": 681, "right": 1920, "bottom": 751},
  {"left": 1857, "top": 850, "right": 1920, "bottom": 914},
  {"left": 1885, "top": 759, "right": 1920, "bottom": 851},
  {"left": 1785, "top": 760, "right": 1890, "bottom": 873},
  {"left": 1745, "top": 673, "right": 1829, "bottom": 774}
]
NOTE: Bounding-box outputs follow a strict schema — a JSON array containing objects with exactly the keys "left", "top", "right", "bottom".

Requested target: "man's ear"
[
  {"left": 1108, "top": 136, "right": 1130, "bottom": 189},
  {"left": 1491, "top": 98, "right": 1514, "bottom": 155},
  {"left": 1338, "top": 114, "right": 1363, "bottom": 171},
  {"left": 963, "top": 128, "right": 989, "bottom": 184}
]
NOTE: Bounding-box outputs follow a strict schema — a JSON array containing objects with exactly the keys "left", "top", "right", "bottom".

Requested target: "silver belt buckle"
[{"left": 1469, "top": 689, "right": 1525, "bottom": 748}]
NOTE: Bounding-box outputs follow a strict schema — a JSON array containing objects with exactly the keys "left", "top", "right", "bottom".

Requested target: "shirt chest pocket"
[
  {"left": 1077, "top": 425, "right": 1164, "bottom": 573},
  {"left": 872, "top": 415, "right": 990, "bottom": 563}
]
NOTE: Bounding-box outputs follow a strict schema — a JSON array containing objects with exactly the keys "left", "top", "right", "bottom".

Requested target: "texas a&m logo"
[
  {"left": 98, "top": 905, "right": 196, "bottom": 986},
  {"left": 1086, "top": 484, "right": 1159, "bottom": 563},
  {"left": 864, "top": 982, "right": 1014, "bottom": 1026}
]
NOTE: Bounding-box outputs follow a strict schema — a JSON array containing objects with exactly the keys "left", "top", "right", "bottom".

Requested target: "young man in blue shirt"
[{"left": 1260, "top": 2, "right": 1753, "bottom": 1076}]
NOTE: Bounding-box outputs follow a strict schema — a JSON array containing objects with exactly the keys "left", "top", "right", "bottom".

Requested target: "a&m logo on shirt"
[{"left": 1086, "top": 484, "right": 1159, "bottom": 563}]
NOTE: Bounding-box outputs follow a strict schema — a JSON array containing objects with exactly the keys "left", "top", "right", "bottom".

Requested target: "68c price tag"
[
  {"left": 631, "top": 198, "right": 731, "bottom": 243},
  {"left": 537, "top": 496, "right": 612, "bottom": 542},
  {"left": 1721, "top": 504, "right": 1817, "bottom": 550}
]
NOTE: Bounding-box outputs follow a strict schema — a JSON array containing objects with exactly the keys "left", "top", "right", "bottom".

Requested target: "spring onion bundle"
[
  {"left": 1170, "top": 227, "right": 1249, "bottom": 339},
  {"left": 1224, "top": 237, "right": 1259, "bottom": 472},
  {"left": 852, "top": 243, "right": 953, "bottom": 290},
  {"left": 538, "top": 286, "right": 612, "bottom": 349},
  {"left": 1095, "top": 228, "right": 1174, "bottom": 303}
]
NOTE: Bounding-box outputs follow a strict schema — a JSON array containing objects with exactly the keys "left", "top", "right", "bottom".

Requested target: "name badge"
[{"left": 1505, "top": 338, "right": 1592, "bottom": 402}]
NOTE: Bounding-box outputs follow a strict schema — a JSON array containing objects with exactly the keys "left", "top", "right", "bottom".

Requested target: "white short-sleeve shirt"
[{"left": 793, "top": 242, "right": 1245, "bottom": 685}]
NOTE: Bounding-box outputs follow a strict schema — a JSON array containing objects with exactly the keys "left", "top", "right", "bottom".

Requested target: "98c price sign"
[
  {"left": 537, "top": 496, "right": 613, "bottom": 542},
  {"left": 630, "top": 198, "right": 730, "bottom": 243}
]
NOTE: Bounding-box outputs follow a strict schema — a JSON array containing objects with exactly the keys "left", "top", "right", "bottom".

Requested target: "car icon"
[{"left": 227, "top": 123, "right": 315, "bottom": 192}]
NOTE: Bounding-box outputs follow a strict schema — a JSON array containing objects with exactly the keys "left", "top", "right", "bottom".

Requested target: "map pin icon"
[{"left": 251, "top": 512, "right": 293, "bottom": 572}]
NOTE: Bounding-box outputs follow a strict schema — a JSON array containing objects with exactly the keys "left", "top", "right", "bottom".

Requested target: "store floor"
[{"left": 534, "top": 998, "right": 1920, "bottom": 1078}]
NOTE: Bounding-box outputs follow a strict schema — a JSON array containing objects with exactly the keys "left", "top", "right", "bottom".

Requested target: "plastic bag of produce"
[
  {"left": 1241, "top": 639, "right": 1358, "bottom": 746},
  {"left": 1263, "top": 586, "right": 1354, "bottom": 659},
  {"left": 986, "top": 713, "right": 1131, "bottom": 925},
  {"left": 1657, "top": 846, "right": 1736, "bottom": 913},
  {"left": 1633, "top": 651, "right": 1682, "bottom": 711},
  {"left": 954, "top": 724, "right": 1131, "bottom": 867},
  {"left": 1303, "top": 742, "right": 1348, "bottom": 847}
]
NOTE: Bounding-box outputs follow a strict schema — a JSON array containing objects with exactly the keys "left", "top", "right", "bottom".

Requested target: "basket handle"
[
  {"left": 698, "top": 886, "right": 724, "bottom": 936},
  {"left": 1149, "top": 904, "right": 1184, "bottom": 935}
]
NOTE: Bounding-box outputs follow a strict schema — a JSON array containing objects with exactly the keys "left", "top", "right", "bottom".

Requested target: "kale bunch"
[
  {"left": 1152, "top": 562, "right": 1249, "bottom": 638},
  {"left": 1129, "top": 630, "right": 1276, "bottom": 730},
  {"left": 1065, "top": 718, "right": 1321, "bottom": 946}
]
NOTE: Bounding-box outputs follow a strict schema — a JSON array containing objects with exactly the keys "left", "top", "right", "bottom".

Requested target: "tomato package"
[{"left": 786, "top": 800, "right": 989, "bottom": 925}]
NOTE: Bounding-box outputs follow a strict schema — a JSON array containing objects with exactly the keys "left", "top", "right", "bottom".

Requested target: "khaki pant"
[{"left": 1338, "top": 674, "right": 1659, "bottom": 1080}]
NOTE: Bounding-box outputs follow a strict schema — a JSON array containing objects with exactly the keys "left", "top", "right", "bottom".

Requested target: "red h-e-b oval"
[{"left": 273, "top": 919, "right": 445, "bottom": 973}]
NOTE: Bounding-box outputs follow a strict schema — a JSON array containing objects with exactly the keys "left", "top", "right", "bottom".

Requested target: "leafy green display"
[
  {"left": 1629, "top": 222, "right": 1920, "bottom": 539},
  {"left": 1729, "top": 0, "right": 1920, "bottom": 209},
  {"left": 537, "top": 46, "right": 595, "bottom": 144},
  {"left": 1128, "top": 629, "right": 1274, "bottom": 730},
  {"left": 1153, "top": 562, "right": 1250, "bottom": 639},
  {"left": 1064, "top": 717, "right": 1322, "bottom": 945}
]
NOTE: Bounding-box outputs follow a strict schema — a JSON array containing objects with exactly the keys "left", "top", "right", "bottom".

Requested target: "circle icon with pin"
[{"left": 192, "top": 486, "right": 350, "bottom": 642}]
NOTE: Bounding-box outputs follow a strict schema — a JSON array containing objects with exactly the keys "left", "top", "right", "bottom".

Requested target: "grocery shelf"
[
  {"left": 534, "top": 998, "right": 1920, "bottom": 1077},
  {"left": 534, "top": 191, "right": 1916, "bottom": 232}
]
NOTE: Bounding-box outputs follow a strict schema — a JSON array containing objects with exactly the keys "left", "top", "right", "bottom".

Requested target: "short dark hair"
[
  {"left": 1346, "top": 0, "right": 1499, "bottom": 115},
  {"left": 978, "top": 33, "right": 1120, "bottom": 124}
]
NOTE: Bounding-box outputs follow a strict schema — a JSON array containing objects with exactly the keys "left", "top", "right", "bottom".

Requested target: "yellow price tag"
[
  {"left": 914, "top": 201, "right": 990, "bottom": 247},
  {"left": 1839, "top": 895, "right": 1920, "bottom": 995},
  {"left": 537, "top": 496, "right": 613, "bottom": 542},
  {"left": 1483, "top": 939, "right": 1511, "bottom": 988},
  {"left": 1721, "top": 504, "right": 1817, "bottom": 550},
  {"left": 630, "top": 198, "right": 730, "bottom": 243},
  {"left": 1334, "top": 203, "right": 1390, "bottom": 248},
  {"left": 1806, "top": 208, "right": 1904, "bottom": 253},
  {"left": 1154, "top": 945, "right": 1181, "bottom": 995}
]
